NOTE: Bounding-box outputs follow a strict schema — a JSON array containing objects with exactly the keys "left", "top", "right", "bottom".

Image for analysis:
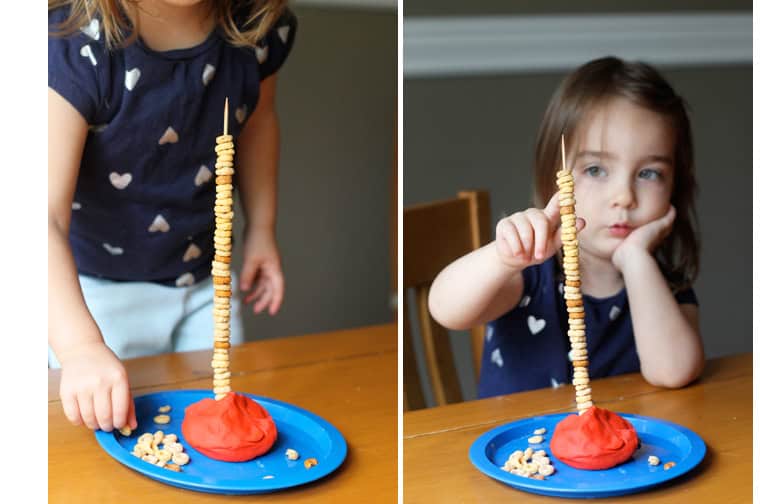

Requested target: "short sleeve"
[
  {"left": 48, "top": 7, "right": 107, "bottom": 123},
  {"left": 674, "top": 286, "right": 699, "bottom": 306},
  {"left": 257, "top": 8, "right": 297, "bottom": 80}
]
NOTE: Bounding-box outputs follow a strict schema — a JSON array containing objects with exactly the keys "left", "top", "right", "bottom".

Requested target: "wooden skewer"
[{"left": 224, "top": 97, "right": 229, "bottom": 136}]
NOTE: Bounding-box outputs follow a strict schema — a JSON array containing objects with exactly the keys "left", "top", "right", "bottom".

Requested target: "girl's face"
[{"left": 570, "top": 97, "right": 675, "bottom": 261}]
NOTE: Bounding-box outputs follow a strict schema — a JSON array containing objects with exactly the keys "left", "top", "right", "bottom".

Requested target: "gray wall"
[
  {"left": 233, "top": 6, "right": 397, "bottom": 341},
  {"left": 404, "top": 7, "right": 751, "bottom": 404},
  {"left": 405, "top": 0, "right": 751, "bottom": 16}
]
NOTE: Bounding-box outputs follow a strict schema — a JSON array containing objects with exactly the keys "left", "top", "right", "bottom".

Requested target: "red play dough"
[
  {"left": 549, "top": 406, "right": 638, "bottom": 470},
  {"left": 182, "top": 392, "right": 277, "bottom": 462}
]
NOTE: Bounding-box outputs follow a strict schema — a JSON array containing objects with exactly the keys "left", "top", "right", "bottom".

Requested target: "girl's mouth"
[{"left": 608, "top": 224, "right": 632, "bottom": 238}]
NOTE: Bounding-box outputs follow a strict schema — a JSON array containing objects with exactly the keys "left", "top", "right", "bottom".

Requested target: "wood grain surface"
[
  {"left": 49, "top": 324, "right": 398, "bottom": 503},
  {"left": 404, "top": 353, "right": 751, "bottom": 503}
]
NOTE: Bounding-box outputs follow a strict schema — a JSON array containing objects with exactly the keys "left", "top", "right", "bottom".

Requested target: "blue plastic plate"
[
  {"left": 469, "top": 412, "right": 705, "bottom": 498},
  {"left": 95, "top": 390, "right": 348, "bottom": 494}
]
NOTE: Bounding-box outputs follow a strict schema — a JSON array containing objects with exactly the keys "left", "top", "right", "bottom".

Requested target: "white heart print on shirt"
[
  {"left": 72, "top": 202, "right": 82, "bottom": 210},
  {"left": 558, "top": 283, "right": 564, "bottom": 295},
  {"left": 609, "top": 305, "right": 621, "bottom": 321},
  {"left": 158, "top": 127, "right": 179, "bottom": 145},
  {"left": 278, "top": 25, "right": 290, "bottom": 44},
  {"left": 148, "top": 214, "right": 170, "bottom": 233},
  {"left": 527, "top": 315, "right": 546, "bottom": 335},
  {"left": 255, "top": 45, "right": 269, "bottom": 64},
  {"left": 235, "top": 105, "right": 248, "bottom": 124},
  {"left": 485, "top": 324, "right": 494, "bottom": 343},
  {"left": 124, "top": 68, "right": 141, "bottom": 91},
  {"left": 103, "top": 243, "right": 123, "bottom": 255},
  {"left": 491, "top": 348, "right": 504, "bottom": 368},
  {"left": 202, "top": 64, "right": 215, "bottom": 86},
  {"left": 519, "top": 295, "right": 531, "bottom": 308},
  {"left": 81, "top": 19, "right": 100, "bottom": 40},
  {"left": 183, "top": 243, "right": 202, "bottom": 262},
  {"left": 80, "top": 44, "right": 97, "bottom": 66},
  {"left": 176, "top": 273, "right": 195, "bottom": 287},
  {"left": 109, "top": 172, "right": 132, "bottom": 190},
  {"left": 194, "top": 165, "right": 212, "bottom": 186}
]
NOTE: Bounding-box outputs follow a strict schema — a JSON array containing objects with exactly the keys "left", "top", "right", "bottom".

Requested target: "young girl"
[
  {"left": 428, "top": 57, "right": 704, "bottom": 399},
  {"left": 48, "top": 0, "right": 296, "bottom": 432}
]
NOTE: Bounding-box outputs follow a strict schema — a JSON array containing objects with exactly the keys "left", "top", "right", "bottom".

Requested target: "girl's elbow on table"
[{"left": 641, "top": 358, "right": 705, "bottom": 390}]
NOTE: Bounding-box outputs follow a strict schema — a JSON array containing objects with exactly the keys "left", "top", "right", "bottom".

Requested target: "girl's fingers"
[
  {"left": 77, "top": 392, "right": 97, "bottom": 430},
  {"left": 254, "top": 285, "right": 273, "bottom": 314},
  {"left": 543, "top": 191, "right": 562, "bottom": 225},
  {"left": 526, "top": 210, "right": 549, "bottom": 260},
  {"left": 661, "top": 205, "right": 676, "bottom": 230},
  {"left": 239, "top": 261, "right": 261, "bottom": 292},
  {"left": 61, "top": 391, "right": 83, "bottom": 426},
  {"left": 244, "top": 279, "right": 266, "bottom": 304},
  {"left": 511, "top": 214, "right": 535, "bottom": 260},
  {"left": 553, "top": 215, "right": 586, "bottom": 250},
  {"left": 268, "top": 273, "right": 284, "bottom": 315},
  {"left": 94, "top": 387, "right": 113, "bottom": 431},
  {"left": 111, "top": 380, "right": 130, "bottom": 430},
  {"left": 127, "top": 395, "right": 137, "bottom": 430},
  {"left": 499, "top": 219, "right": 524, "bottom": 258}
]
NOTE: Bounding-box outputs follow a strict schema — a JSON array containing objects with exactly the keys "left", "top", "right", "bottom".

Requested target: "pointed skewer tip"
[{"left": 223, "top": 97, "right": 229, "bottom": 136}]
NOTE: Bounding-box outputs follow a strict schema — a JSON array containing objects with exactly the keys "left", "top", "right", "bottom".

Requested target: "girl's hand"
[
  {"left": 495, "top": 191, "right": 585, "bottom": 269},
  {"left": 240, "top": 228, "right": 285, "bottom": 315},
  {"left": 58, "top": 342, "right": 136, "bottom": 432},
  {"left": 612, "top": 205, "right": 676, "bottom": 271}
]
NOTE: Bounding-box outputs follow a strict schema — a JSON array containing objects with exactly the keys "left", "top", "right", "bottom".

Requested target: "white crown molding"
[
  {"left": 404, "top": 12, "right": 751, "bottom": 77},
  {"left": 293, "top": 0, "right": 396, "bottom": 10}
]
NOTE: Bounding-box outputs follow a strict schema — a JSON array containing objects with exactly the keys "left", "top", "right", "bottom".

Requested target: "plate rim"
[
  {"left": 469, "top": 411, "right": 706, "bottom": 498},
  {"left": 95, "top": 389, "right": 348, "bottom": 494}
]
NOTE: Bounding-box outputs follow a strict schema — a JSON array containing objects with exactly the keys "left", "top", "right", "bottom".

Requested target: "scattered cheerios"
[
  {"left": 501, "top": 445, "right": 556, "bottom": 479},
  {"left": 304, "top": 458, "right": 318, "bottom": 469},
  {"left": 527, "top": 435, "right": 544, "bottom": 444},
  {"left": 533, "top": 427, "right": 546, "bottom": 435},
  {"left": 154, "top": 414, "right": 171, "bottom": 424},
  {"left": 158, "top": 405, "right": 172, "bottom": 413},
  {"left": 130, "top": 429, "right": 189, "bottom": 472},
  {"left": 648, "top": 455, "right": 660, "bottom": 466},
  {"left": 118, "top": 426, "right": 133, "bottom": 436},
  {"left": 663, "top": 461, "right": 676, "bottom": 470},
  {"left": 286, "top": 448, "right": 299, "bottom": 460}
]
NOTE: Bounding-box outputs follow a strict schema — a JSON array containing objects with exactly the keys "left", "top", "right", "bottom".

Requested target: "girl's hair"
[
  {"left": 48, "top": 0, "right": 287, "bottom": 50},
  {"left": 533, "top": 56, "right": 699, "bottom": 291}
]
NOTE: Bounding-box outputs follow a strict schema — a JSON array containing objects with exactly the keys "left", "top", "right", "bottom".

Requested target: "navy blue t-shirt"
[
  {"left": 477, "top": 258, "right": 698, "bottom": 398},
  {"left": 48, "top": 6, "right": 296, "bottom": 286}
]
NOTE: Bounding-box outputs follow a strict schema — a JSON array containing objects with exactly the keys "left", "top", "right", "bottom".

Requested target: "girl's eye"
[
  {"left": 639, "top": 168, "right": 662, "bottom": 180},
  {"left": 583, "top": 165, "right": 605, "bottom": 177}
]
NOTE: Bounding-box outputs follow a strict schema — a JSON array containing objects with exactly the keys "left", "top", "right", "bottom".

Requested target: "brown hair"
[
  {"left": 533, "top": 56, "right": 699, "bottom": 291},
  {"left": 48, "top": 0, "right": 287, "bottom": 50}
]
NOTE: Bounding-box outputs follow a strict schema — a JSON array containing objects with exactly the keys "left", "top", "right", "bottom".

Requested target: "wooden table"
[
  {"left": 49, "top": 323, "right": 397, "bottom": 503},
  {"left": 404, "top": 353, "right": 751, "bottom": 503}
]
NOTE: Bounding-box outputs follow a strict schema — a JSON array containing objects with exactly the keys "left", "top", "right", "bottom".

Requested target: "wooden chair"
[{"left": 403, "top": 190, "right": 491, "bottom": 410}]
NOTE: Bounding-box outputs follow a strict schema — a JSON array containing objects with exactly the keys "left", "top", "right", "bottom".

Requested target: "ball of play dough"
[
  {"left": 182, "top": 392, "right": 277, "bottom": 462},
  {"left": 549, "top": 406, "right": 638, "bottom": 470}
]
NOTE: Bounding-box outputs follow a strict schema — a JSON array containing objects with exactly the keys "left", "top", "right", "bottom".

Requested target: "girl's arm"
[
  {"left": 48, "top": 88, "right": 135, "bottom": 431},
  {"left": 613, "top": 207, "right": 704, "bottom": 388},
  {"left": 429, "top": 192, "right": 579, "bottom": 330},
  {"left": 235, "top": 74, "right": 285, "bottom": 315},
  {"left": 428, "top": 242, "right": 525, "bottom": 330}
]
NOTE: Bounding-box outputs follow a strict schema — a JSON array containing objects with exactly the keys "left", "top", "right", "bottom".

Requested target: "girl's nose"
[{"left": 611, "top": 181, "right": 636, "bottom": 209}]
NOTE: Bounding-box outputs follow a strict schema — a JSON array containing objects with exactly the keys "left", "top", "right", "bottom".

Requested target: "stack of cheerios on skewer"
[
  {"left": 556, "top": 135, "right": 593, "bottom": 415},
  {"left": 211, "top": 98, "right": 235, "bottom": 400}
]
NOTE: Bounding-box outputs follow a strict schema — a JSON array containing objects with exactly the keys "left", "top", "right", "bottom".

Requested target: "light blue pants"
[{"left": 48, "top": 273, "right": 244, "bottom": 368}]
